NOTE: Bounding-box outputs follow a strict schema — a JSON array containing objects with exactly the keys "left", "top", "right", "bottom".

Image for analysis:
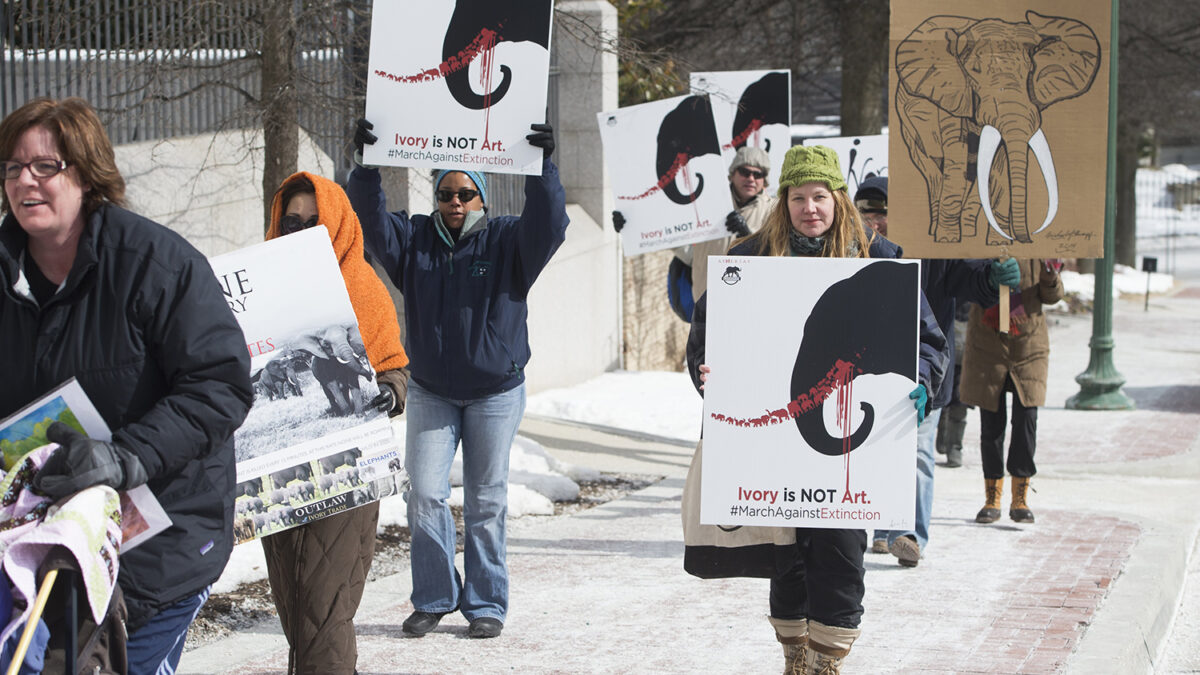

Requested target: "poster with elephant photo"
[
  {"left": 598, "top": 94, "right": 733, "bottom": 256},
  {"left": 207, "top": 228, "right": 403, "bottom": 544},
  {"left": 889, "top": 0, "right": 1111, "bottom": 259},
  {"left": 690, "top": 70, "right": 792, "bottom": 189},
  {"left": 361, "top": 0, "right": 553, "bottom": 175},
  {"left": 699, "top": 257, "right": 919, "bottom": 529},
  {"left": 803, "top": 135, "right": 888, "bottom": 200}
]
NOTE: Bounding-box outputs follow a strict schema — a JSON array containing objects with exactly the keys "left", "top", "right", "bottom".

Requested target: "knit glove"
[
  {"left": 34, "top": 422, "right": 149, "bottom": 500},
  {"left": 909, "top": 385, "right": 928, "bottom": 425},
  {"left": 526, "top": 122, "right": 555, "bottom": 158},
  {"left": 725, "top": 210, "right": 750, "bottom": 237},
  {"left": 612, "top": 211, "right": 626, "bottom": 233},
  {"left": 989, "top": 258, "right": 1021, "bottom": 289}
]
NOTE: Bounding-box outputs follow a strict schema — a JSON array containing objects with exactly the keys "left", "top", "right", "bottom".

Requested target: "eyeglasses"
[
  {"left": 1, "top": 158, "right": 68, "bottom": 181},
  {"left": 279, "top": 214, "right": 319, "bottom": 235},
  {"left": 436, "top": 188, "right": 480, "bottom": 203},
  {"left": 735, "top": 167, "right": 765, "bottom": 180},
  {"left": 860, "top": 208, "right": 887, "bottom": 216}
]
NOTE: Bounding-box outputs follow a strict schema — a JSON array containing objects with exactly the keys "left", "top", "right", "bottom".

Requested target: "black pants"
[
  {"left": 979, "top": 375, "right": 1038, "bottom": 479},
  {"left": 769, "top": 528, "right": 866, "bottom": 629}
]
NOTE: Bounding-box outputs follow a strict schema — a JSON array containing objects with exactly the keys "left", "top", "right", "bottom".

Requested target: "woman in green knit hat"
[{"left": 685, "top": 145, "right": 948, "bottom": 674}]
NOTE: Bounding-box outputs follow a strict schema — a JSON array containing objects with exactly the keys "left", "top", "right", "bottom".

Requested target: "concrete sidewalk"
[{"left": 184, "top": 284, "right": 1200, "bottom": 674}]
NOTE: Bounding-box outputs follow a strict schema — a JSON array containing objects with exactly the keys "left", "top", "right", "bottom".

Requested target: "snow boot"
[
  {"left": 803, "top": 620, "right": 859, "bottom": 675},
  {"left": 768, "top": 616, "right": 808, "bottom": 675},
  {"left": 938, "top": 402, "right": 967, "bottom": 467},
  {"left": 975, "top": 477, "right": 1003, "bottom": 523},
  {"left": 1010, "top": 476, "right": 1035, "bottom": 523}
]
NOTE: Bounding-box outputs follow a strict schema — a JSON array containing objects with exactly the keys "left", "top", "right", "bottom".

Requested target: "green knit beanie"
[{"left": 777, "top": 145, "right": 847, "bottom": 197}]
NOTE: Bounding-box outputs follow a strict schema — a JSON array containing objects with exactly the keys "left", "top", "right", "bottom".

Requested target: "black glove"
[
  {"left": 526, "top": 122, "right": 555, "bottom": 158},
  {"left": 368, "top": 382, "right": 400, "bottom": 417},
  {"left": 612, "top": 211, "right": 626, "bottom": 233},
  {"left": 34, "top": 422, "right": 149, "bottom": 500},
  {"left": 354, "top": 118, "right": 378, "bottom": 155},
  {"left": 725, "top": 210, "right": 750, "bottom": 237}
]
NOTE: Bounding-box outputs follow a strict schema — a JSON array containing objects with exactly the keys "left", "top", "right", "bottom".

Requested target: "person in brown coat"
[
  {"left": 261, "top": 171, "right": 410, "bottom": 675},
  {"left": 960, "top": 259, "right": 1064, "bottom": 524}
]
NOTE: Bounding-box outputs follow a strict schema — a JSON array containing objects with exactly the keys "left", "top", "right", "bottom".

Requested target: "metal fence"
[
  {"left": 1135, "top": 166, "right": 1200, "bottom": 274},
  {"left": 1, "top": 0, "right": 559, "bottom": 205}
]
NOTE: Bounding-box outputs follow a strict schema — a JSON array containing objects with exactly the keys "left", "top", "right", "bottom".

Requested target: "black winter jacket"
[
  {"left": 920, "top": 259, "right": 999, "bottom": 409},
  {"left": 0, "top": 204, "right": 253, "bottom": 629}
]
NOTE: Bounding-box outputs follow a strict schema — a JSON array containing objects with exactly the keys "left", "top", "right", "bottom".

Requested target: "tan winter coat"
[
  {"left": 960, "top": 259, "right": 1064, "bottom": 411},
  {"left": 688, "top": 187, "right": 776, "bottom": 302}
]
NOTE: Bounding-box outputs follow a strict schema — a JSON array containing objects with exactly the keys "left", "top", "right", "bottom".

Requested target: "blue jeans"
[
  {"left": 126, "top": 586, "right": 209, "bottom": 675},
  {"left": 405, "top": 380, "right": 525, "bottom": 622},
  {"left": 874, "top": 408, "right": 940, "bottom": 551}
]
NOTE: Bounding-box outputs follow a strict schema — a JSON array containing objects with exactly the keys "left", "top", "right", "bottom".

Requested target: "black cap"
[{"left": 854, "top": 175, "right": 888, "bottom": 204}]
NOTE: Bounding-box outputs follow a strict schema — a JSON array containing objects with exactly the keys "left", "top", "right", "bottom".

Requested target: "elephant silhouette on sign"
[
  {"left": 790, "top": 261, "right": 918, "bottom": 456},
  {"left": 731, "top": 72, "right": 789, "bottom": 152},
  {"left": 655, "top": 95, "right": 722, "bottom": 205},
  {"left": 442, "top": 0, "right": 552, "bottom": 110},
  {"left": 895, "top": 11, "right": 1101, "bottom": 244},
  {"left": 290, "top": 325, "right": 374, "bottom": 416}
]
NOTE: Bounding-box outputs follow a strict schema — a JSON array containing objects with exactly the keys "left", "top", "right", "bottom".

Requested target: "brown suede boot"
[
  {"left": 975, "top": 477, "right": 1003, "bottom": 523},
  {"left": 1010, "top": 476, "right": 1035, "bottom": 522},
  {"left": 803, "top": 620, "right": 859, "bottom": 675},
  {"left": 768, "top": 616, "right": 808, "bottom": 675}
]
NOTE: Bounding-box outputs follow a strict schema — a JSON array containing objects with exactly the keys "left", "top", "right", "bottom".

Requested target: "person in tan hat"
[
  {"left": 685, "top": 145, "right": 949, "bottom": 674},
  {"left": 685, "top": 146, "right": 776, "bottom": 303}
]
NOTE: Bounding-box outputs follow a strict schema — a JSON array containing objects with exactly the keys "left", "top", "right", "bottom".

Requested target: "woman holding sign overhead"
[
  {"left": 347, "top": 119, "right": 566, "bottom": 639},
  {"left": 261, "top": 171, "right": 410, "bottom": 674},
  {"left": 685, "top": 145, "right": 947, "bottom": 674},
  {"left": 0, "top": 97, "right": 253, "bottom": 673}
]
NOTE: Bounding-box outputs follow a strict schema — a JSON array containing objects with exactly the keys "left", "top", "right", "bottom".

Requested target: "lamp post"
[{"left": 1066, "top": 0, "right": 1135, "bottom": 411}]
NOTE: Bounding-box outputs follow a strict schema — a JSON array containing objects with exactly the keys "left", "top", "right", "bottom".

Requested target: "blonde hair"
[{"left": 736, "top": 184, "right": 873, "bottom": 258}]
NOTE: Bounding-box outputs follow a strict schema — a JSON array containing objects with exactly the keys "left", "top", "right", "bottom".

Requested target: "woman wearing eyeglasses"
[
  {"left": 0, "top": 97, "right": 253, "bottom": 672},
  {"left": 345, "top": 119, "right": 566, "bottom": 639},
  {"left": 260, "top": 171, "right": 409, "bottom": 674}
]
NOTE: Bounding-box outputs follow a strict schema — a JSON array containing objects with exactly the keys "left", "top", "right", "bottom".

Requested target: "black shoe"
[
  {"left": 467, "top": 617, "right": 504, "bottom": 639},
  {"left": 403, "top": 609, "right": 452, "bottom": 637}
]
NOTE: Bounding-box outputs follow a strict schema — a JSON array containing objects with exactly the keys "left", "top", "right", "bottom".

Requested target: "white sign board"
[
  {"left": 700, "top": 256, "right": 919, "bottom": 529},
  {"left": 598, "top": 94, "right": 731, "bottom": 255},
  {"left": 803, "top": 134, "right": 888, "bottom": 200},
  {"left": 691, "top": 69, "right": 792, "bottom": 188},
  {"left": 362, "top": 0, "right": 554, "bottom": 175},
  {"left": 210, "top": 228, "right": 402, "bottom": 544}
]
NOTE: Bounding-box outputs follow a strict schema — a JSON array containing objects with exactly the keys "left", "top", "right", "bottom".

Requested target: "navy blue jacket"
[
  {"left": 346, "top": 158, "right": 569, "bottom": 399},
  {"left": 0, "top": 204, "right": 253, "bottom": 629},
  {"left": 921, "top": 259, "right": 999, "bottom": 409},
  {"left": 687, "top": 229, "right": 949, "bottom": 408}
]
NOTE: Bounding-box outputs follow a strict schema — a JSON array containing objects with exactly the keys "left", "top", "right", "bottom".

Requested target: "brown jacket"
[{"left": 960, "top": 259, "right": 1064, "bottom": 411}]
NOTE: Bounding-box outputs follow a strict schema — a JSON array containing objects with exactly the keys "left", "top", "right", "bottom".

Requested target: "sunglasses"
[
  {"left": 1, "top": 157, "right": 68, "bottom": 181},
  {"left": 436, "top": 188, "right": 480, "bottom": 203},
  {"left": 279, "top": 214, "right": 319, "bottom": 235},
  {"left": 735, "top": 167, "right": 765, "bottom": 180}
]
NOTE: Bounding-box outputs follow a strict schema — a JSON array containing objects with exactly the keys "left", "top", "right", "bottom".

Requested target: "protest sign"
[
  {"left": 209, "top": 228, "right": 402, "bottom": 544},
  {"left": 598, "top": 94, "right": 731, "bottom": 255},
  {"left": 362, "top": 0, "right": 554, "bottom": 175},
  {"left": 889, "top": 0, "right": 1111, "bottom": 259},
  {"left": 803, "top": 134, "right": 888, "bottom": 200},
  {"left": 0, "top": 379, "right": 171, "bottom": 551},
  {"left": 699, "top": 256, "right": 919, "bottom": 529},
  {"left": 691, "top": 69, "right": 792, "bottom": 188}
]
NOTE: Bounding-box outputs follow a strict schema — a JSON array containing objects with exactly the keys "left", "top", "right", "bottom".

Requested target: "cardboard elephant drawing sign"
[
  {"left": 888, "top": 0, "right": 1111, "bottom": 259},
  {"left": 700, "top": 257, "right": 920, "bottom": 530}
]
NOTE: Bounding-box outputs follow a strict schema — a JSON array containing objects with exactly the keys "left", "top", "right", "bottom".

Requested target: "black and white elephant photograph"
[
  {"left": 233, "top": 323, "right": 384, "bottom": 464},
  {"left": 890, "top": 4, "right": 1110, "bottom": 258}
]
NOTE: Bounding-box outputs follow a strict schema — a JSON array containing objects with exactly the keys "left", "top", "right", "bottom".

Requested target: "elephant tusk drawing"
[
  {"left": 977, "top": 125, "right": 1060, "bottom": 241},
  {"left": 1029, "top": 129, "right": 1059, "bottom": 235}
]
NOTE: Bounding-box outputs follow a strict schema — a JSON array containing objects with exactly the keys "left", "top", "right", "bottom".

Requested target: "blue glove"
[
  {"left": 909, "top": 385, "right": 928, "bottom": 425},
  {"left": 989, "top": 258, "right": 1021, "bottom": 289}
]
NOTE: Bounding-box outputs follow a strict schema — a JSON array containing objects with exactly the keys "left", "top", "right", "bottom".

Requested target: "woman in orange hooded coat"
[{"left": 261, "top": 171, "right": 409, "bottom": 675}]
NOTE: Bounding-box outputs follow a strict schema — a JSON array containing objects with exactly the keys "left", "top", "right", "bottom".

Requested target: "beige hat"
[{"left": 728, "top": 146, "right": 771, "bottom": 176}]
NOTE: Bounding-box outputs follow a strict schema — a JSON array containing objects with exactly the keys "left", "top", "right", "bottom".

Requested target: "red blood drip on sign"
[
  {"left": 619, "top": 152, "right": 691, "bottom": 201},
  {"left": 835, "top": 367, "right": 854, "bottom": 492},
  {"left": 477, "top": 26, "right": 500, "bottom": 144}
]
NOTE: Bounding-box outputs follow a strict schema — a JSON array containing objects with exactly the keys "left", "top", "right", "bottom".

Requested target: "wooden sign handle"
[{"left": 999, "top": 285, "right": 1010, "bottom": 334}]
